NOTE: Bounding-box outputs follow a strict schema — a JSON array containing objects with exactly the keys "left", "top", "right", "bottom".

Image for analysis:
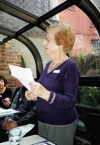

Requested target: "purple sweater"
[{"left": 37, "top": 58, "right": 80, "bottom": 125}]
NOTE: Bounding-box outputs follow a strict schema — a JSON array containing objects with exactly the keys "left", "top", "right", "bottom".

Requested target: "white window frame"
[{"left": 50, "top": 0, "right": 59, "bottom": 21}]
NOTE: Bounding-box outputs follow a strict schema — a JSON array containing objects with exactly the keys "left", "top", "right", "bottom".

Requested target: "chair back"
[{"left": 84, "top": 113, "right": 100, "bottom": 145}]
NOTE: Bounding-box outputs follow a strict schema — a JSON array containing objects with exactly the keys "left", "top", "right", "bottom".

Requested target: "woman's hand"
[
  {"left": 5, "top": 120, "right": 18, "bottom": 130},
  {"left": 30, "top": 82, "right": 50, "bottom": 101},
  {"left": 2, "top": 119, "right": 18, "bottom": 130},
  {"left": 25, "top": 90, "right": 37, "bottom": 101},
  {"left": 2, "top": 97, "right": 11, "bottom": 107},
  {"left": 25, "top": 82, "right": 50, "bottom": 101},
  {"left": 2, "top": 120, "right": 8, "bottom": 130}
]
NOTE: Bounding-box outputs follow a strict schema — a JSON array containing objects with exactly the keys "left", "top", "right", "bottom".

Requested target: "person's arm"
[
  {"left": 2, "top": 119, "right": 18, "bottom": 130},
  {"left": 16, "top": 102, "right": 37, "bottom": 126},
  {"left": 9, "top": 93, "right": 37, "bottom": 126},
  {"left": 2, "top": 97, "right": 11, "bottom": 108}
]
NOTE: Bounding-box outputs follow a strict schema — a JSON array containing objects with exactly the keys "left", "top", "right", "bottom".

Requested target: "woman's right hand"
[
  {"left": 2, "top": 97, "right": 11, "bottom": 107},
  {"left": 25, "top": 90, "right": 37, "bottom": 101}
]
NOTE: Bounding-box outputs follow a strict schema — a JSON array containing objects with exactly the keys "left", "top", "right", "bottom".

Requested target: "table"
[{"left": 0, "top": 135, "right": 55, "bottom": 145}]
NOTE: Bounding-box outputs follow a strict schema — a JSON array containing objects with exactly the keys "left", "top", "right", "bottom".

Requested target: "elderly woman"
[{"left": 25, "top": 23, "right": 80, "bottom": 145}]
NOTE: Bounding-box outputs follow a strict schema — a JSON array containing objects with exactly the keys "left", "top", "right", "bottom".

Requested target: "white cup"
[{"left": 8, "top": 128, "right": 22, "bottom": 145}]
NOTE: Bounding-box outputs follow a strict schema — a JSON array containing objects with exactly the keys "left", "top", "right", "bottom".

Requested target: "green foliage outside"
[
  {"left": 71, "top": 51, "right": 100, "bottom": 108},
  {"left": 77, "top": 86, "right": 100, "bottom": 108},
  {"left": 72, "top": 51, "right": 100, "bottom": 76}
]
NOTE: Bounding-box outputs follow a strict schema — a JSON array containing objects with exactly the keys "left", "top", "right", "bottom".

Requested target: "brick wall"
[{"left": 0, "top": 42, "right": 22, "bottom": 90}]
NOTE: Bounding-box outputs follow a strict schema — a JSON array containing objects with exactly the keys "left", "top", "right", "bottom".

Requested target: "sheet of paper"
[
  {"left": 9, "top": 64, "right": 34, "bottom": 90},
  {"left": 0, "top": 108, "right": 12, "bottom": 114},
  {"left": 0, "top": 108, "right": 19, "bottom": 117}
]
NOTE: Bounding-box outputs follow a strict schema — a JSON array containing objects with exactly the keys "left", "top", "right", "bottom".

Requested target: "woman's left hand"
[
  {"left": 25, "top": 82, "right": 50, "bottom": 101},
  {"left": 25, "top": 90, "right": 37, "bottom": 101}
]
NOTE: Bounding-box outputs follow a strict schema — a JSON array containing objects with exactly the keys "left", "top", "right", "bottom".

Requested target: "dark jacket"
[{"left": 10, "top": 86, "right": 37, "bottom": 126}]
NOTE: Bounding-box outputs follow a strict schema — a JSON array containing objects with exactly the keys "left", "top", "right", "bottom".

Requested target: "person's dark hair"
[{"left": 0, "top": 76, "right": 7, "bottom": 86}]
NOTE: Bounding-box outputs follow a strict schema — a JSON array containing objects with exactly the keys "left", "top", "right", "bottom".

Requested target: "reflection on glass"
[
  {"left": 77, "top": 86, "right": 100, "bottom": 108},
  {"left": 10, "top": 39, "right": 36, "bottom": 78},
  {"left": 0, "top": 10, "right": 28, "bottom": 31},
  {"left": 0, "top": 34, "right": 7, "bottom": 41},
  {"left": 5, "top": 0, "right": 58, "bottom": 16}
]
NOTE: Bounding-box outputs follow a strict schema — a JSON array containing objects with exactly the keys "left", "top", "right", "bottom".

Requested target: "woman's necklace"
[{"left": 47, "top": 56, "right": 69, "bottom": 73}]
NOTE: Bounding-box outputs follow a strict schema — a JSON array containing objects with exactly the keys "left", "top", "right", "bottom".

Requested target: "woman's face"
[
  {"left": 43, "top": 32, "right": 60, "bottom": 59},
  {"left": 0, "top": 79, "right": 5, "bottom": 89}
]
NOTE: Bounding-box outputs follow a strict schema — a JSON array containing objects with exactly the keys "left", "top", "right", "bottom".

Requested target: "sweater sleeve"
[{"left": 48, "top": 62, "right": 80, "bottom": 109}]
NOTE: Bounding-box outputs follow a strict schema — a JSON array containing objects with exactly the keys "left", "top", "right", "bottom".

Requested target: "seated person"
[
  {"left": 0, "top": 75, "right": 12, "bottom": 108},
  {"left": 0, "top": 77, "right": 38, "bottom": 143},
  {"left": 0, "top": 76, "right": 23, "bottom": 125}
]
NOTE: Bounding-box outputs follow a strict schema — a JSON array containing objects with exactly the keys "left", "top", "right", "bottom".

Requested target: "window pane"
[
  {"left": 0, "top": 10, "right": 28, "bottom": 31},
  {"left": 0, "top": 34, "right": 7, "bottom": 41},
  {"left": 77, "top": 86, "right": 100, "bottom": 108},
  {"left": 6, "top": 0, "right": 58, "bottom": 17},
  {"left": 23, "top": 27, "right": 51, "bottom": 69}
]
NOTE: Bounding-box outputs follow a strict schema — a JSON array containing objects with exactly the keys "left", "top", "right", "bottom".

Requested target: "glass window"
[
  {"left": 5, "top": 0, "right": 58, "bottom": 19},
  {"left": 0, "top": 34, "right": 7, "bottom": 41},
  {"left": 91, "top": 39, "right": 100, "bottom": 50},
  {"left": 93, "top": 0, "right": 100, "bottom": 6},
  {"left": 92, "top": 0, "right": 100, "bottom": 10},
  {"left": 0, "top": 10, "right": 28, "bottom": 31},
  {"left": 77, "top": 86, "right": 100, "bottom": 108},
  {"left": 10, "top": 38, "right": 36, "bottom": 78},
  {"left": 23, "top": 27, "right": 51, "bottom": 69},
  {"left": 22, "top": 4, "right": 100, "bottom": 78}
]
